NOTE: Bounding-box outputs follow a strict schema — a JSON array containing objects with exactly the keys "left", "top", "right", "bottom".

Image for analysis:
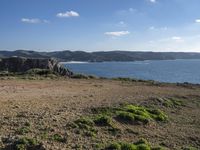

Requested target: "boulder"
[{"left": 0, "top": 57, "right": 73, "bottom": 77}]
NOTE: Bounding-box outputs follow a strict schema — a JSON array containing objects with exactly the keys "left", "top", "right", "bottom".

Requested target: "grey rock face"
[{"left": 0, "top": 57, "right": 73, "bottom": 77}]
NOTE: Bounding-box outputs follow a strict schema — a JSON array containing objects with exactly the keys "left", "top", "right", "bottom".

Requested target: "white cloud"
[
  {"left": 195, "top": 19, "right": 200, "bottom": 23},
  {"left": 149, "top": 0, "right": 156, "bottom": 3},
  {"left": 148, "top": 26, "right": 168, "bottom": 31},
  {"left": 21, "top": 18, "right": 49, "bottom": 24},
  {"left": 56, "top": 11, "right": 79, "bottom": 18},
  {"left": 105, "top": 31, "right": 130, "bottom": 37},
  {"left": 21, "top": 18, "right": 40, "bottom": 24},
  {"left": 171, "top": 36, "right": 184, "bottom": 42}
]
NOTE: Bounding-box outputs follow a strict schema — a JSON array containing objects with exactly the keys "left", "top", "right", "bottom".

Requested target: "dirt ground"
[{"left": 0, "top": 79, "right": 200, "bottom": 150}]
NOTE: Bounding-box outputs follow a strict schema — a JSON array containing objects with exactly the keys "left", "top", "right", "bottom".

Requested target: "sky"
[{"left": 0, "top": 0, "right": 200, "bottom": 52}]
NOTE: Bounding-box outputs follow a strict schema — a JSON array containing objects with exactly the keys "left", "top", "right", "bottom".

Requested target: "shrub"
[
  {"left": 116, "top": 111, "right": 135, "bottom": 123},
  {"left": 16, "top": 127, "right": 30, "bottom": 135},
  {"left": 71, "top": 74, "right": 89, "bottom": 79},
  {"left": 26, "top": 68, "right": 53, "bottom": 76},
  {"left": 106, "top": 142, "right": 121, "bottom": 150},
  {"left": 94, "top": 115, "right": 112, "bottom": 126},
  {"left": 74, "top": 117, "right": 94, "bottom": 129},
  {"left": 51, "top": 134, "right": 66, "bottom": 142},
  {"left": 15, "top": 137, "right": 41, "bottom": 150},
  {"left": 120, "top": 142, "right": 137, "bottom": 150}
]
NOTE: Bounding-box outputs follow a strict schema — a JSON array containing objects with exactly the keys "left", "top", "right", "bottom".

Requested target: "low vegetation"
[
  {"left": 68, "top": 104, "right": 168, "bottom": 142},
  {"left": 104, "top": 139, "right": 164, "bottom": 150},
  {"left": 90, "top": 104, "right": 168, "bottom": 125},
  {"left": 156, "top": 97, "right": 185, "bottom": 108},
  {"left": 71, "top": 73, "right": 97, "bottom": 79},
  {"left": 51, "top": 134, "right": 66, "bottom": 143},
  {"left": 14, "top": 137, "right": 42, "bottom": 150}
]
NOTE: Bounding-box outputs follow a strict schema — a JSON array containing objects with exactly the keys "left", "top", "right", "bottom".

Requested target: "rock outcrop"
[{"left": 0, "top": 57, "right": 73, "bottom": 77}]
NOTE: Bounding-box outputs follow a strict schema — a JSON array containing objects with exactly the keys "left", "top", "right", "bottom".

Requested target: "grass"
[
  {"left": 116, "top": 105, "right": 168, "bottom": 124},
  {"left": 51, "top": 134, "right": 66, "bottom": 143},
  {"left": 14, "top": 137, "right": 41, "bottom": 150},
  {"left": 74, "top": 117, "right": 94, "bottom": 129},
  {"left": 92, "top": 104, "right": 168, "bottom": 125},
  {"left": 69, "top": 104, "right": 168, "bottom": 141},
  {"left": 104, "top": 139, "right": 165, "bottom": 150},
  {"left": 113, "top": 77, "right": 138, "bottom": 82},
  {"left": 94, "top": 115, "right": 112, "bottom": 126},
  {"left": 71, "top": 104, "right": 167, "bottom": 135},
  {"left": 16, "top": 127, "right": 31, "bottom": 135},
  {"left": 116, "top": 111, "right": 136, "bottom": 124},
  {"left": 72, "top": 117, "right": 98, "bottom": 137},
  {"left": 0, "top": 69, "right": 59, "bottom": 80},
  {"left": 71, "top": 73, "right": 97, "bottom": 79},
  {"left": 157, "top": 97, "right": 185, "bottom": 108},
  {"left": 112, "top": 77, "right": 159, "bottom": 85},
  {"left": 183, "top": 147, "right": 198, "bottom": 150},
  {"left": 26, "top": 68, "right": 53, "bottom": 76}
]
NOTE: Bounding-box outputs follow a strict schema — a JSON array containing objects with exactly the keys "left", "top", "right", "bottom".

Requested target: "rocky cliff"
[{"left": 0, "top": 57, "right": 73, "bottom": 77}]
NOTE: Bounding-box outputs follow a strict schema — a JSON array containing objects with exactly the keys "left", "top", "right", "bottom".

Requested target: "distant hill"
[{"left": 0, "top": 50, "right": 200, "bottom": 62}]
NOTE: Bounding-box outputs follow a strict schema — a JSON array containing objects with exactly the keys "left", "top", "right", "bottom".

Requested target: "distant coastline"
[{"left": 1, "top": 50, "right": 200, "bottom": 62}]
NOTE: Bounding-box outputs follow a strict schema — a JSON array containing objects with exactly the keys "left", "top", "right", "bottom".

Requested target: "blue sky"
[{"left": 0, "top": 0, "right": 200, "bottom": 52}]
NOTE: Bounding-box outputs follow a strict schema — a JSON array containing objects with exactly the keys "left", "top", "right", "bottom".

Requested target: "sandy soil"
[{"left": 0, "top": 79, "right": 200, "bottom": 150}]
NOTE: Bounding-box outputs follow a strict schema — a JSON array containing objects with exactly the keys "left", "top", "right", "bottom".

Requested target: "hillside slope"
[{"left": 1, "top": 50, "right": 200, "bottom": 62}]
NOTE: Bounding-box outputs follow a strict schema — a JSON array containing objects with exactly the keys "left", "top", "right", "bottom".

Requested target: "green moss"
[
  {"left": 51, "top": 134, "right": 66, "bottom": 142},
  {"left": 134, "top": 138, "right": 149, "bottom": 145},
  {"left": 116, "top": 111, "right": 135, "bottom": 123},
  {"left": 91, "top": 107, "right": 117, "bottom": 116},
  {"left": 15, "top": 137, "right": 39, "bottom": 150},
  {"left": 94, "top": 115, "right": 112, "bottom": 126},
  {"left": 71, "top": 74, "right": 89, "bottom": 79},
  {"left": 74, "top": 117, "right": 94, "bottom": 127},
  {"left": 113, "top": 77, "right": 137, "bottom": 82},
  {"left": 148, "top": 109, "right": 168, "bottom": 122},
  {"left": 105, "top": 142, "right": 121, "bottom": 150},
  {"left": 157, "top": 97, "right": 185, "bottom": 108},
  {"left": 26, "top": 68, "right": 53, "bottom": 76},
  {"left": 108, "top": 127, "right": 121, "bottom": 136},
  {"left": 74, "top": 117, "right": 95, "bottom": 131},
  {"left": 151, "top": 147, "right": 166, "bottom": 150},
  {"left": 116, "top": 105, "right": 167, "bottom": 124},
  {"left": 16, "top": 127, "right": 31, "bottom": 135},
  {"left": 73, "top": 117, "right": 97, "bottom": 137},
  {"left": 105, "top": 139, "right": 153, "bottom": 150},
  {"left": 136, "top": 144, "right": 151, "bottom": 150},
  {"left": 183, "top": 147, "right": 198, "bottom": 150}
]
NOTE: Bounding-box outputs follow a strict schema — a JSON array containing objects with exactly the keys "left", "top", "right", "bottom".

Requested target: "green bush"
[
  {"left": 105, "top": 139, "right": 153, "bottom": 150},
  {"left": 94, "top": 115, "right": 112, "bottom": 126},
  {"left": 71, "top": 74, "right": 89, "bottom": 79},
  {"left": 15, "top": 137, "right": 40, "bottom": 150},
  {"left": 26, "top": 68, "right": 53, "bottom": 76},
  {"left": 16, "top": 127, "right": 31, "bottom": 135},
  {"left": 51, "top": 134, "right": 66, "bottom": 142},
  {"left": 116, "top": 111, "right": 135, "bottom": 123}
]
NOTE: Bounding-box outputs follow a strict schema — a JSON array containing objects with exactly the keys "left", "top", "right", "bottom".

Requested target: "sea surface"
[{"left": 63, "top": 59, "right": 200, "bottom": 84}]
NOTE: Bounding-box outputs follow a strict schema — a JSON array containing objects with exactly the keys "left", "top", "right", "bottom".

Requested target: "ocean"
[{"left": 63, "top": 59, "right": 200, "bottom": 84}]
